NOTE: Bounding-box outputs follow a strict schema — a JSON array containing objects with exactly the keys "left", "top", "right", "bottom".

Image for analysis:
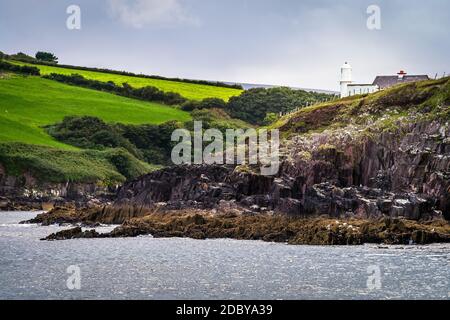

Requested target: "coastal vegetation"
[
  {"left": 0, "top": 143, "right": 155, "bottom": 184},
  {"left": 46, "top": 116, "right": 183, "bottom": 165},
  {"left": 0, "top": 75, "right": 191, "bottom": 148},
  {"left": 273, "top": 77, "right": 450, "bottom": 135},
  {"left": 0, "top": 73, "right": 188, "bottom": 183},
  {"left": 226, "top": 87, "right": 333, "bottom": 125},
  {"left": 10, "top": 60, "right": 243, "bottom": 101},
  {"left": 43, "top": 73, "right": 187, "bottom": 105}
]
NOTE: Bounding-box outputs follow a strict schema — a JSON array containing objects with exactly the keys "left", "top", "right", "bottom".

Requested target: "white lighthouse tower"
[{"left": 340, "top": 62, "right": 352, "bottom": 98}]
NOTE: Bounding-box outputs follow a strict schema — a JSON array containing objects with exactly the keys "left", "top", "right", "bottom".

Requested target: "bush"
[
  {"left": 263, "top": 112, "right": 279, "bottom": 125},
  {"left": 46, "top": 116, "right": 183, "bottom": 165},
  {"left": 46, "top": 116, "right": 141, "bottom": 158},
  {"left": 117, "top": 120, "right": 183, "bottom": 164},
  {"left": 0, "top": 142, "right": 153, "bottom": 184},
  {"left": 8, "top": 52, "right": 36, "bottom": 63},
  {"left": 0, "top": 61, "right": 40, "bottom": 75},
  {"left": 186, "top": 108, "right": 252, "bottom": 133},
  {"left": 181, "top": 100, "right": 201, "bottom": 111},
  {"left": 8, "top": 58, "right": 243, "bottom": 89},
  {"left": 198, "top": 98, "right": 227, "bottom": 109},
  {"left": 226, "top": 87, "right": 332, "bottom": 125},
  {"left": 43, "top": 73, "right": 187, "bottom": 105},
  {"left": 180, "top": 98, "right": 226, "bottom": 111}
]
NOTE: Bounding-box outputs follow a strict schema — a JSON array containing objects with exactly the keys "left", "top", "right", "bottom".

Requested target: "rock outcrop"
[
  {"left": 0, "top": 166, "right": 117, "bottom": 210},
  {"left": 43, "top": 226, "right": 100, "bottom": 241},
  {"left": 39, "top": 210, "right": 450, "bottom": 245},
  {"left": 109, "top": 117, "right": 448, "bottom": 221}
]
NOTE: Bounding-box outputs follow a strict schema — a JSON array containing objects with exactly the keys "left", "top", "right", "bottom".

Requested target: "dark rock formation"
[
  {"left": 0, "top": 166, "right": 117, "bottom": 210},
  {"left": 43, "top": 226, "right": 100, "bottom": 241},
  {"left": 40, "top": 211, "right": 450, "bottom": 245},
  {"left": 108, "top": 119, "right": 448, "bottom": 221}
]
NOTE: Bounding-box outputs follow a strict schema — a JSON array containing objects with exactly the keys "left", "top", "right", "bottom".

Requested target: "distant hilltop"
[{"left": 225, "top": 82, "right": 339, "bottom": 95}]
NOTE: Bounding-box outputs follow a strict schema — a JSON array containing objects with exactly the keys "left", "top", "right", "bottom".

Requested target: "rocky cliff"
[
  {"left": 111, "top": 78, "right": 450, "bottom": 221},
  {"left": 0, "top": 165, "right": 116, "bottom": 210}
]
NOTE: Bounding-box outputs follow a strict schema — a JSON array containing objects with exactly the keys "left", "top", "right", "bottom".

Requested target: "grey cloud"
[{"left": 107, "top": 0, "right": 199, "bottom": 28}]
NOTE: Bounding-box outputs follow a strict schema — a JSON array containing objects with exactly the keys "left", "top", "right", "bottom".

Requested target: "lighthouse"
[{"left": 340, "top": 62, "right": 352, "bottom": 98}]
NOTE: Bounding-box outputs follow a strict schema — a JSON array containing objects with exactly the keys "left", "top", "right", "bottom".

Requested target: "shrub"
[
  {"left": 46, "top": 116, "right": 183, "bottom": 165},
  {"left": 181, "top": 100, "right": 201, "bottom": 111},
  {"left": 0, "top": 61, "right": 40, "bottom": 75},
  {"left": 198, "top": 98, "right": 227, "bottom": 109},
  {"left": 180, "top": 98, "right": 226, "bottom": 111},
  {"left": 9, "top": 58, "right": 243, "bottom": 89},
  {"left": 263, "top": 112, "right": 279, "bottom": 125},
  {"left": 0, "top": 142, "right": 153, "bottom": 184},
  {"left": 43, "top": 73, "right": 187, "bottom": 105},
  {"left": 226, "top": 87, "right": 332, "bottom": 125},
  {"left": 45, "top": 116, "right": 141, "bottom": 158},
  {"left": 8, "top": 52, "right": 36, "bottom": 63}
]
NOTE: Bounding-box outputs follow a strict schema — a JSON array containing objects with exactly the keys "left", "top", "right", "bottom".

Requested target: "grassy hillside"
[
  {"left": 0, "top": 143, "right": 157, "bottom": 184},
  {"left": 273, "top": 77, "right": 450, "bottom": 136},
  {"left": 0, "top": 75, "right": 191, "bottom": 148},
  {"left": 12, "top": 61, "right": 243, "bottom": 101}
]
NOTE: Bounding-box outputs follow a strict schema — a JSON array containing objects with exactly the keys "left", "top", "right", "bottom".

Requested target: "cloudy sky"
[{"left": 1, "top": 0, "right": 449, "bottom": 91}]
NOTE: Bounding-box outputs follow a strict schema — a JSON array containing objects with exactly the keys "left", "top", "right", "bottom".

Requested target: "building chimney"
[{"left": 397, "top": 70, "right": 407, "bottom": 80}]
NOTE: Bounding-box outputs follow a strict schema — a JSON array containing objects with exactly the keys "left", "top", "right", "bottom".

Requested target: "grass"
[
  {"left": 0, "top": 75, "right": 191, "bottom": 148},
  {"left": 11, "top": 61, "right": 243, "bottom": 101},
  {"left": 274, "top": 77, "right": 450, "bottom": 135},
  {"left": 0, "top": 143, "right": 158, "bottom": 184}
]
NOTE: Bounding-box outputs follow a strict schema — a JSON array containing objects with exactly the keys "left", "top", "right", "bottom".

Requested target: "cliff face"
[
  {"left": 0, "top": 165, "right": 116, "bottom": 210},
  {"left": 112, "top": 78, "right": 450, "bottom": 221},
  {"left": 278, "top": 119, "right": 449, "bottom": 220},
  {"left": 112, "top": 120, "right": 448, "bottom": 220}
]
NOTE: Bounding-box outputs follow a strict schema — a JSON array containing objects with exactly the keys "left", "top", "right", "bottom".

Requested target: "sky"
[{"left": 1, "top": 0, "right": 449, "bottom": 91}]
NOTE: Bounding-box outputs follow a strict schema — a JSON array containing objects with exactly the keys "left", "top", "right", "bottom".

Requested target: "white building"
[
  {"left": 339, "top": 62, "right": 429, "bottom": 98},
  {"left": 340, "top": 62, "right": 378, "bottom": 98}
]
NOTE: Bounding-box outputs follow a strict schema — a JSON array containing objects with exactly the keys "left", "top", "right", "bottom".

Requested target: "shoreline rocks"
[
  {"left": 43, "top": 227, "right": 100, "bottom": 241},
  {"left": 38, "top": 208, "right": 450, "bottom": 245},
  {"left": 0, "top": 167, "right": 117, "bottom": 211}
]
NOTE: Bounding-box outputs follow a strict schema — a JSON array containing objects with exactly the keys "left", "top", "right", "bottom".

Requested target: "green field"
[
  {"left": 12, "top": 61, "right": 243, "bottom": 101},
  {"left": 0, "top": 75, "right": 191, "bottom": 148}
]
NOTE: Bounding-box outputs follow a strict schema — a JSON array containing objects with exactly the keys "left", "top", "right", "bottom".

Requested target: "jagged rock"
[
  {"left": 46, "top": 118, "right": 444, "bottom": 222},
  {"left": 276, "top": 198, "right": 302, "bottom": 215},
  {"left": 377, "top": 199, "right": 392, "bottom": 214},
  {"left": 0, "top": 164, "right": 117, "bottom": 210},
  {"left": 42, "top": 227, "right": 100, "bottom": 240}
]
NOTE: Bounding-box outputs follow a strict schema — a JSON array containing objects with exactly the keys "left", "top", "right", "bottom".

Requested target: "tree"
[
  {"left": 198, "top": 98, "right": 226, "bottom": 109},
  {"left": 35, "top": 51, "right": 58, "bottom": 63},
  {"left": 226, "top": 87, "right": 331, "bottom": 125},
  {"left": 181, "top": 100, "right": 201, "bottom": 111}
]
